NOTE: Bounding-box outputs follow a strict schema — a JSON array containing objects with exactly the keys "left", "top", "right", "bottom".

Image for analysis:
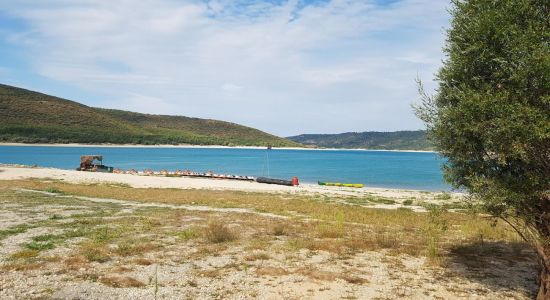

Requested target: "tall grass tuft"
[
  {"left": 424, "top": 205, "right": 448, "bottom": 263},
  {"left": 204, "top": 221, "right": 236, "bottom": 243}
]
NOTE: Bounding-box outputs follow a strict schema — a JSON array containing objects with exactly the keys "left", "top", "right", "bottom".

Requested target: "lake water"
[{"left": 0, "top": 146, "right": 449, "bottom": 191}]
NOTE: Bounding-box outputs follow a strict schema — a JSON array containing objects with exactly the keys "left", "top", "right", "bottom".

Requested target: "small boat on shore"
[
  {"left": 318, "top": 181, "right": 364, "bottom": 188},
  {"left": 256, "top": 177, "right": 299, "bottom": 186}
]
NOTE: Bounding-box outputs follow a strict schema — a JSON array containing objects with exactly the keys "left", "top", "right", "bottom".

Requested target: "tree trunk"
[
  {"left": 536, "top": 195, "right": 550, "bottom": 300},
  {"left": 538, "top": 253, "right": 550, "bottom": 300}
]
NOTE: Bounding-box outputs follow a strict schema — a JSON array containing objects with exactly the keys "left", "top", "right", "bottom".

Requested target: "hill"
[
  {"left": 0, "top": 84, "right": 300, "bottom": 147},
  {"left": 287, "top": 131, "right": 432, "bottom": 150}
]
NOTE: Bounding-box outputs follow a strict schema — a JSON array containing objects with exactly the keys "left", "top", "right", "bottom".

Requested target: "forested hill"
[
  {"left": 287, "top": 131, "right": 432, "bottom": 150},
  {"left": 0, "top": 83, "right": 300, "bottom": 147}
]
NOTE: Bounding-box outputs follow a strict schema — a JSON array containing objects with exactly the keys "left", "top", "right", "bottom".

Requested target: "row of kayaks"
[
  {"left": 318, "top": 181, "right": 364, "bottom": 188},
  {"left": 112, "top": 168, "right": 255, "bottom": 181},
  {"left": 106, "top": 168, "right": 364, "bottom": 188}
]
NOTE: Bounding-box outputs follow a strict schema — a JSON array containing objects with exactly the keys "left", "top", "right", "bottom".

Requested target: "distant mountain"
[
  {"left": 287, "top": 131, "right": 432, "bottom": 150},
  {"left": 0, "top": 83, "right": 300, "bottom": 147}
]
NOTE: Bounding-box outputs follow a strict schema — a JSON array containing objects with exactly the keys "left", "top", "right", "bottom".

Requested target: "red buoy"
[{"left": 291, "top": 176, "right": 299, "bottom": 186}]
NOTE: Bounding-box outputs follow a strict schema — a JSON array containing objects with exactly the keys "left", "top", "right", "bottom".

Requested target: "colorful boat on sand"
[{"left": 318, "top": 181, "right": 364, "bottom": 188}]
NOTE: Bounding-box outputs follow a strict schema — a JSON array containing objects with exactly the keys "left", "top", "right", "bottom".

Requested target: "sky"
[{"left": 0, "top": 0, "right": 450, "bottom": 136}]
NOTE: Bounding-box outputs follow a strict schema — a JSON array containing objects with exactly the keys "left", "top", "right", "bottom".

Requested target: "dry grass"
[
  {"left": 271, "top": 223, "right": 287, "bottom": 236},
  {"left": 244, "top": 252, "right": 270, "bottom": 261},
  {"left": 111, "top": 265, "right": 134, "bottom": 273},
  {"left": 196, "top": 269, "right": 223, "bottom": 278},
  {"left": 0, "top": 180, "right": 539, "bottom": 299},
  {"left": 99, "top": 275, "right": 145, "bottom": 288},
  {"left": 9, "top": 249, "right": 39, "bottom": 260},
  {"left": 114, "top": 240, "right": 158, "bottom": 256},
  {"left": 0, "top": 180, "right": 531, "bottom": 288},
  {"left": 79, "top": 241, "right": 111, "bottom": 263},
  {"left": 297, "top": 267, "right": 369, "bottom": 285},
  {"left": 203, "top": 221, "right": 237, "bottom": 243},
  {"left": 133, "top": 257, "right": 154, "bottom": 266},
  {"left": 64, "top": 256, "right": 89, "bottom": 270},
  {"left": 255, "top": 266, "right": 290, "bottom": 276}
]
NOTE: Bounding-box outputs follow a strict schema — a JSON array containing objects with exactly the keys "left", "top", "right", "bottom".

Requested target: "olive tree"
[{"left": 414, "top": 0, "right": 549, "bottom": 298}]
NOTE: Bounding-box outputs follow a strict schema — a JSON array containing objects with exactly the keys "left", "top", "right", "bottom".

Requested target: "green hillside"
[
  {"left": 287, "top": 131, "right": 432, "bottom": 150},
  {"left": 0, "top": 84, "right": 300, "bottom": 147}
]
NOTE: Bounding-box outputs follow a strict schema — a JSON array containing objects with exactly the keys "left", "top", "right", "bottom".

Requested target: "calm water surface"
[{"left": 0, "top": 146, "right": 449, "bottom": 191}]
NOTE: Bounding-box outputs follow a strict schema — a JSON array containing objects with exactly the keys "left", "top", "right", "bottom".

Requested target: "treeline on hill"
[
  {"left": 0, "top": 84, "right": 299, "bottom": 147},
  {"left": 287, "top": 131, "right": 433, "bottom": 150}
]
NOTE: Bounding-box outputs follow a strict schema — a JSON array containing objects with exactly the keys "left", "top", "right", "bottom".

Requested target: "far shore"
[{"left": 0, "top": 142, "right": 436, "bottom": 153}]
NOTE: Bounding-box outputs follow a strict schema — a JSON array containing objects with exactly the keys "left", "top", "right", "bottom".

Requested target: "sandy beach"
[{"left": 0, "top": 164, "right": 459, "bottom": 201}]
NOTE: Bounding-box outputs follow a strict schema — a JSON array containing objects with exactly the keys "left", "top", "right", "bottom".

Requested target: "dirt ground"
[{"left": 0, "top": 182, "right": 538, "bottom": 299}]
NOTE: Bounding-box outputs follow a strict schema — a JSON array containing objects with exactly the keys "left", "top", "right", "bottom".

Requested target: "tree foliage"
[
  {"left": 415, "top": 0, "right": 549, "bottom": 295},
  {"left": 416, "top": 0, "right": 549, "bottom": 219}
]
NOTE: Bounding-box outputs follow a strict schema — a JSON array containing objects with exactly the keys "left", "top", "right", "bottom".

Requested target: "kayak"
[
  {"left": 256, "top": 177, "right": 294, "bottom": 186},
  {"left": 318, "top": 181, "right": 364, "bottom": 188}
]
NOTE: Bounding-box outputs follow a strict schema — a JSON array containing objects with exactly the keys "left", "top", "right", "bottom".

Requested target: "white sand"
[{"left": 0, "top": 165, "right": 459, "bottom": 200}]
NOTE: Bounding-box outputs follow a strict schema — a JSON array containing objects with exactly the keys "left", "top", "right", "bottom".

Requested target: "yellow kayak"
[{"left": 318, "top": 181, "right": 364, "bottom": 188}]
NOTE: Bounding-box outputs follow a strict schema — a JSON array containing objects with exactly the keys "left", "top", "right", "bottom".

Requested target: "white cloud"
[{"left": 0, "top": 0, "right": 450, "bottom": 136}]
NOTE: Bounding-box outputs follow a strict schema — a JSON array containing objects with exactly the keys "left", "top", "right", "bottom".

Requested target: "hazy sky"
[{"left": 0, "top": 0, "right": 450, "bottom": 136}]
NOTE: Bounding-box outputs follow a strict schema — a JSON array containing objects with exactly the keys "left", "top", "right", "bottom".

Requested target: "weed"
[
  {"left": 25, "top": 241, "right": 55, "bottom": 251},
  {"left": 272, "top": 223, "right": 287, "bottom": 236},
  {"left": 317, "top": 211, "right": 345, "bottom": 238},
  {"left": 255, "top": 267, "right": 289, "bottom": 276},
  {"left": 114, "top": 240, "right": 157, "bottom": 256},
  {"left": 424, "top": 205, "right": 448, "bottom": 263},
  {"left": 45, "top": 187, "right": 62, "bottom": 194},
  {"left": 177, "top": 227, "right": 199, "bottom": 240},
  {"left": 244, "top": 252, "right": 270, "bottom": 261},
  {"left": 435, "top": 192, "right": 452, "bottom": 201},
  {"left": 0, "top": 224, "right": 32, "bottom": 240},
  {"left": 64, "top": 256, "right": 89, "bottom": 270},
  {"left": 134, "top": 257, "right": 153, "bottom": 265},
  {"left": 403, "top": 199, "right": 413, "bottom": 206},
  {"left": 204, "top": 221, "right": 236, "bottom": 243},
  {"left": 79, "top": 241, "right": 111, "bottom": 262},
  {"left": 32, "top": 234, "right": 58, "bottom": 242},
  {"left": 99, "top": 276, "right": 145, "bottom": 288},
  {"left": 10, "top": 249, "right": 39, "bottom": 260}
]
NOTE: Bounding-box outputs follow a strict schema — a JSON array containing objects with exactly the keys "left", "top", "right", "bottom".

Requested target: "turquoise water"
[{"left": 0, "top": 146, "right": 449, "bottom": 191}]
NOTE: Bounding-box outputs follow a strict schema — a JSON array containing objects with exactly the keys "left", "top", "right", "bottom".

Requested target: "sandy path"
[
  {"left": 16, "top": 188, "right": 288, "bottom": 219},
  {"left": 0, "top": 165, "right": 461, "bottom": 200}
]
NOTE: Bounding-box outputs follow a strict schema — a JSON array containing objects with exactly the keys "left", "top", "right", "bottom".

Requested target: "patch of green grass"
[
  {"left": 369, "top": 198, "right": 397, "bottom": 205},
  {"left": 435, "top": 192, "right": 452, "bottom": 201},
  {"left": 176, "top": 227, "right": 199, "bottom": 240},
  {"left": 403, "top": 199, "right": 413, "bottom": 206},
  {"left": 45, "top": 187, "right": 62, "bottom": 194},
  {"left": 25, "top": 241, "right": 55, "bottom": 251},
  {"left": 62, "top": 228, "right": 90, "bottom": 239},
  {"left": 342, "top": 197, "right": 372, "bottom": 206},
  {"left": 0, "top": 224, "right": 32, "bottom": 240},
  {"left": 32, "top": 234, "right": 58, "bottom": 242}
]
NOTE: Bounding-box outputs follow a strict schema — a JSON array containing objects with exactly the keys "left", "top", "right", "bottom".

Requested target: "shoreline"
[
  {"left": 0, "top": 142, "right": 436, "bottom": 153},
  {"left": 0, "top": 164, "right": 462, "bottom": 199}
]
